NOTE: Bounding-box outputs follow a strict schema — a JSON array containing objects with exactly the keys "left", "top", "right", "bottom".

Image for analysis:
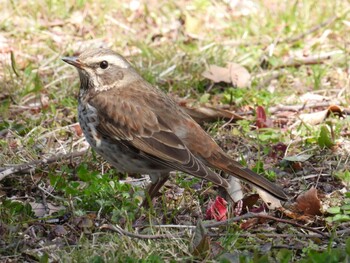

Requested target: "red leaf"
[
  {"left": 71, "top": 123, "right": 83, "bottom": 136},
  {"left": 268, "top": 143, "right": 287, "bottom": 160},
  {"left": 206, "top": 196, "right": 227, "bottom": 221},
  {"left": 256, "top": 106, "right": 273, "bottom": 128}
]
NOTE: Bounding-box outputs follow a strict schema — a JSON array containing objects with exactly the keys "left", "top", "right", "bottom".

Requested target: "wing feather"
[{"left": 88, "top": 89, "right": 229, "bottom": 188}]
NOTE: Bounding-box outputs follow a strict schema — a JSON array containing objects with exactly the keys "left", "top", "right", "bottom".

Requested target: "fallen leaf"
[
  {"left": 71, "top": 123, "right": 83, "bottom": 137},
  {"left": 51, "top": 225, "right": 68, "bottom": 237},
  {"left": 241, "top": 194, "right": 260, "bottom": 213},
  {"left": 206, "top": 196, "right": 228, "bottom": 221},
  {"left": 229, "top": 63, "right": 251, "bottom": 88},
  {"left": 300, "top": 92, "right": 329, "bottom": 103},
  {"left": 283, "top": 154, "right": 313, "bottom": 162},
  {"left": 29, "top": 202, "right": 65, "bottom": 217},
  {"left": 226, "top": 177, "right": 243, "bottom": 202},
  {"left": 295, "top": 187, "right": 322, "bottom": 216},
  {"left": 240, "top": 218, "right": 259, "bottom": 230},
  {"left": 256, "top": 106, "right": 273, "bottom": 128},
  {"left": 202, "top": 63, "right": 250, "bottom": 88},
  {"left": 299, "top": 105, "right": 343, "bottom": 125},
  {"left": 256, "top": 189, "right": 282, "bottom": 209},
  {"left": 299, "top": 109, "right": 328, "bottom": 125},
  {"left": 268, "top": 143, "right": 287, "bottom": 160},
  {"left": 40, "top": 93, "right": 49, "bottom": 109}
]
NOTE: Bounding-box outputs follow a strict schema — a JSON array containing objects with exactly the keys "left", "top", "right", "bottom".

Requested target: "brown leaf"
[
  {"left": 299, "top": 105, "right": 343, "bottom": 125},
  {"left": 51, "top": 225, "right": 68, "bottom": 237},
  {"left": 295, "top": 187, "right": 322, "bottom": 216},
  {"left": 240, "top": 218, "right": 259, "bottom": 230},
  {"left": 202, "top": 64, "right": 231, "bottom": 83},
  {"left": 228, "top": 62, "right": 251, "bottom": 88},
  {"left": 71, "top": 123, "right": 83, "bottom": 137},
  {"left": 299, "top": 109, "right": 328, "bottom": 125},
  {"left": 40, "top": 94, "right": 49, "bottom": 109},
  {"left": 256, "top": 106, "right": 273, "bottom": 128},
  {"left": 202, "top": 63, "right": 251, "bottom": 88},
  {"left": 256, "top": 189, "right": 282, "bottom": 209},
  {"left": 241, "top": 194, "right": 260, "bottom": 212},
  {"left": 29, "top": 202, "right": 64, "bottom": 217}
]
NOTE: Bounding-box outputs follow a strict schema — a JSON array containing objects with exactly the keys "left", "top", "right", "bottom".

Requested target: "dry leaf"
[
  {"left": 300, "top": 92, "right": 329, "bottom": 103},
  {"left": 241, "top": 194, "right": 260, "bottom": 212},
  {"left": 71, "top": 123, "right": 83, "bottom": 136},
  {"left": 40, "top": 94, "right": 49, "bottom": 109},
  {"left": 256, "top": 189, "right": 282, "bottom": 209},
  {"left": 295, "top": 187, "right": 322, "bottom": 216},
  {"left": 51, "top": 225, "right": 68, "bottom": 237},
  {"left": 226, "top": 177, "right": 243, "bottom": 202},
  {"left": 240, "top": 218, "right": 259, "bottom": 230},
  {"left": 202, "top": 63, "right": 251, "bottom": 88},
  {"left": 29, "top": 202, "right": 65, "bottom": 217},
  {"left": 256, "top": 105, "right": 273, "bottom": 128},
  {"left": 228, "top": 62, "right": 251, "bottom": 88},
  {"left": 299, "top": 109, "right": 328, "bottom": 125},
  {"left": 299, "top": 105, "right": 343, "bottom": 125}
]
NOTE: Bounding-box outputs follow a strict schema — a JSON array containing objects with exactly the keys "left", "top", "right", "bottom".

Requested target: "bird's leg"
[{"left": 141, "top": 173, "right": 170, "bottom": 208}]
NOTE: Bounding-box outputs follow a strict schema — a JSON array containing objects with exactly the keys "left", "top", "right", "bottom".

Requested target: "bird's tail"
[{"left": 211, "top": 154, "right": 288, "bottom": 201}]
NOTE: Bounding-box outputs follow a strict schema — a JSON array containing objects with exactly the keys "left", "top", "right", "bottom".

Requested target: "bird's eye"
[{"left": 100, "top": 60, "right": 109, "bottom": 69}]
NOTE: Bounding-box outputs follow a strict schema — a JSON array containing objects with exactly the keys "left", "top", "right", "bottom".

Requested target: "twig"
[
  {"left": 100, "top": 224, "right": 186, "bottom": 239},
  {"left": 222, "top": 14, "right": 340, "bottom": 47},
  {"left": 0, "top": 150, "right": 87, "bottom": 181},
  {"left": 105, "top": 15, "right": 136, "bottom": 34},
  {"left": 274, "top": 50, "right": 343, "bottom": 69},
  {"left": 209, "top": 232, "right": 324, "bottom": 239},
  {"left": 282, "top": 15, "right": 339, "bottom": 44},
  {"left": 291, "top": 173, "right": 331, "bottom": 182},
  {"left": 254, "top": 70, "right": 286, "bottom": 90},
  {"left": 269, "top": 102, "right": 331, "bottom": 114},
  {"left": 204, "top": 212, "right": 328, "bottom": 237},
  {"left": 136, "top": 212, "right": 328, "bottom": 240}
]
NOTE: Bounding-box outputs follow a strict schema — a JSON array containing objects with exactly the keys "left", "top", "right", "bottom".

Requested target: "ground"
[{"left": 0, "top": 0, "right": 350, "bottom": 262}]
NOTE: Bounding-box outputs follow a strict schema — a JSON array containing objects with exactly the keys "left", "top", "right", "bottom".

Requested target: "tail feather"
[{"left": 214, "top": 155, "right": 288, "bottom": 201}]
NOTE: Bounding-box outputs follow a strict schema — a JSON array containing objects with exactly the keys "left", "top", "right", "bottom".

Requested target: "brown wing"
[{"left": 88, "top": 88, "right": 229, "bottom": 188}]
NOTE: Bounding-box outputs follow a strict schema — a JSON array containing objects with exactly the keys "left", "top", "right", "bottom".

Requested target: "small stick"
[
  {"left": 269, "top": 102, "right": 331, "bottom": 114},
  {"left": 0, "top": 150, "right": 87, "bottom": 181},
  {"left": 282, "top": 15, "right": 338, "bottom": 44},
  {"left": 204, "top": 212, "right": 328, "bottom": 237},
  {"left": 123, "top": 212, "right": 328, "bottom": 240},
  {"left": 274, "top": 50, "right": 343, "bottom": 69},
  {"left": 100, "top": 224, "right": 186, "bottom": 239}
]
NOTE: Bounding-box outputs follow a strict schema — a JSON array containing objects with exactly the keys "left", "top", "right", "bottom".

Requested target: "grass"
[{"left": 1, "top": 0, "right": 350, "bottom": 262}]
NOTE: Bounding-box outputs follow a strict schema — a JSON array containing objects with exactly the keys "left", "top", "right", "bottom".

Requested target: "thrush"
[{"left": 62, "top": 48, "right": 288, "bottom": 204}]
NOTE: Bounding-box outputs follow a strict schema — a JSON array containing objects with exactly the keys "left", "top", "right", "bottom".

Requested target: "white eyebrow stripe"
[{"left": 85, "top": 55, "right": 130, "bottom": 68}]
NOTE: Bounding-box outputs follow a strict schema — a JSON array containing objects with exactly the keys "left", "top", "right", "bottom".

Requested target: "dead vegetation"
[{"left": 1, "top": 0, "right": 350, "bottom": 262}]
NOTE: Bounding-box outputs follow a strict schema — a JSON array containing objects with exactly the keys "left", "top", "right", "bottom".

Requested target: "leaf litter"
[{"left": 0, "top": 0, "right": 350, "bottom": 261}]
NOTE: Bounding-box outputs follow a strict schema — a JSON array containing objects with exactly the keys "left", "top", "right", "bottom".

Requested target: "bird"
[{"left": 62, "top": 48, "right": 288, "bottom": 205}]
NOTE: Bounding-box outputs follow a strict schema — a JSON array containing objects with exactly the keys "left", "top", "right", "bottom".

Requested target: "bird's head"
[{"left": 62, "top": 48, "right": 139, "bottom": 94}]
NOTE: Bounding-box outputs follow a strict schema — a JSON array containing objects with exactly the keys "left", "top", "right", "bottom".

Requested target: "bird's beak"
[{"left": 62, "top": 56, "right": 83, "bottom": 69}]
